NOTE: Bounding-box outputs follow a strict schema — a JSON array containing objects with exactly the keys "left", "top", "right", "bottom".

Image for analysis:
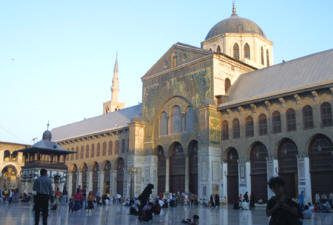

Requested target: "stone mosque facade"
[{"left": 52, "top": 5, "right": 333, "bottom": 204}]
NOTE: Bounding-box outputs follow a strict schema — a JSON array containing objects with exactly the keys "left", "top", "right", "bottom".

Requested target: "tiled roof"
[
  {"left": 221, "top": 49, "right": 333, "bottom": 107},
  {"left": 51, "top": 104, "right": 142, "bottom": 141}
]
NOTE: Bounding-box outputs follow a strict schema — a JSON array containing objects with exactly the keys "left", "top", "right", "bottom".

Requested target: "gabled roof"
[
  {"left": 142, "top": 42, "right": 211, "bottom": 80},
  {"left": 51, "top": 104, "right": 142, "bottom": 142},
  {"left": 221, "top": 49, "right": 333, "bottom": 107}
]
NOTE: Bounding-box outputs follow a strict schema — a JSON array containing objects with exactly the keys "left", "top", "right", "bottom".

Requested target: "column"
[
  {"left": 222, "top": 162, "right": 228, "bottom": 203},
  {"left": 111, "top": 171, "right": 117, "bottom": 195},
  {"left": 297, "top": 154, "right": 312, "bottom": 203},
  {"left": 267, "top": 156, "right": 279, "bottom": 199},
  {"left": 238, "top": 159, "right": 247, "bottom": 195},
  {"left": 87, "top": 171, "right": 93, "bottom": 192},
  {"left": 185, "top": 156, "right": 189, "bottom": 193},
  {"left": 165, "top": 157, "right": 170, "bottom": 193},
  {"left": 98, "top": 171, "right": 104, "bottom": 195},
  {"left": 245, "top": 161, "right": 251, "bottom": 195}
]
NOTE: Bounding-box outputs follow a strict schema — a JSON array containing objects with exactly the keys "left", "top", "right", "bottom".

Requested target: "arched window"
[
  {"left": 266, "top": 50, "right": 270, "bottom": 66},
  {"left": 272, "top": 111, "right": 281, "bottom": 133},
  {"left": 108, "top": 141, "right": 113, "bottom": 155},
  {"left": 233, "top": 43, "right": 240, "bottom": 60},
  {"left": 96, "top": 143, "right": 100, "bottom": 157},
  {"left": 303, "top": 105, "right": 314, "bottom": 129},
  {"left": 232, "top": 118, "right": 240, "bottom": 138},
  {"left": 171, "top": 106, "right": 182, "bottom": 134},
  {"left": 85, "top": 145, "right": 89, "bottom": 158},
  {"left": 286, "top": 108, "right": 296, "bottom": 131},
  {"left": 321, "top": 102, "right": 332, "bottom": 126},
  {"left": 3, "top": 150, "right": 10, "bottom": 161},
  {"left": 261, "top": 47, "right": 264, "bottom": 65},
  {"left": 160, "top": 112, "right": 168, "bottom": 136},
  {"left": 244, "top": 43, "right": 250, "bottom": 59},
  {"left": 225, "top": 78, "right": 231, "bottom": 93},
  {"left": 102, "top": 142, "right": 107, "bottom": 156},
  {"left": 185, "top": 107, "right": 194, "bottom": 132},
  {"left": 222, "top": 120, "right": 229, "bottom": 140},
  {"left": 80, "top": 146, "right": 84, "bottom": 159},
  {"left": 121, "top": 139, "right": 125, "bottom": 153},
  {"left": 216, "top": 46, "right": 221, "bottom": 54},
  {"left": 246, "top": 116, "right": 254, "bottom": 137},
  {"left": 258, "top": 114, "right": 267, "bottom": 135},
  {"left": 115, "top": 140, "right": 119, "bottom": 154},
  {"left": 91, "top": 144, "right": 95, "bottom": 158}
]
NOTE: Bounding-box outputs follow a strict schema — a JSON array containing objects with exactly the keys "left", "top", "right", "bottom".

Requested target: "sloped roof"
[
  {"left": 51, "top": 104, "right": 142, "bottom": 141},
  {"left": 221, "top": 49, "right": 333, "bottom": 107}
]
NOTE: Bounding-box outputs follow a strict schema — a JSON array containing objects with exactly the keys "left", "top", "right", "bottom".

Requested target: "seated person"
[
  {"left": 302, "top": 205, "right": 312, "bottom": 219},
  {"left": 182, "top": 215, "right": 199, "bottom": 225}
]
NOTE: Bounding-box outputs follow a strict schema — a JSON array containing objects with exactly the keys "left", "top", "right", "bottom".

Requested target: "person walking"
[{"left": 33, "top": 169, "right": 53, "bottom": 225}]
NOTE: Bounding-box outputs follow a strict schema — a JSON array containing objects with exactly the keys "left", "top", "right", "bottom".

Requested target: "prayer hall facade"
[{"left": 52, "top": 5, "right": 333, "bottom": 204}]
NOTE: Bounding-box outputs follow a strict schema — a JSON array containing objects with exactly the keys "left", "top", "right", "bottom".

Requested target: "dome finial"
[
  {"left": 47, "top": 121, "right": 50, "bottom": 130},
  {"left": 232, "top": 1, "right": 237, "bottom": 16}
]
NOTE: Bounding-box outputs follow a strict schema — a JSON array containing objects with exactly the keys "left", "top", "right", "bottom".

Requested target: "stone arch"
[
  {"left": 1, "top": 165, "right": 18, "bottom": 189},
  {"left": 116, "top": 157, "right": 125, "bottom": 195},
  {"left": 157, "top": 146, "right": 166, "bottom": 194},
  {"left": 308, "top": 134, "right": 333, "bottom": 200},
  {"left": 249, "top": 141, "right": 268, "bottom": 203},
  {"left": 169, "top": 142, "right": 185, "bottom": 193},
  {"left": 188, "top": 140, "right": 198, "bottom": 195},
  {"left": 225, "top": 147, "right": 239, "bottom": 204},
  {"left": 277, "top": 138, "right": 298, "bottom": 198},
  {"left": 225, "top": 78, "right": 231, "bottom": 93},
  {"left": 103, "top": 160, "right": 112, "bottom": 194},
  {"left": 92, "top": 162, "right": 99, "bottom": 194}
]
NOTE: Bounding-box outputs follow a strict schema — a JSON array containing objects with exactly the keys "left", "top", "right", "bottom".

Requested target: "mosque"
[{"left": 50, "top": 4, "right": 333, "bottom": 204}]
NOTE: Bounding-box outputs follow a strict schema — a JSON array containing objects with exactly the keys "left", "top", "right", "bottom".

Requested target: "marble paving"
[{"left": 0, "top": 202, "right": 332, "bottom": 225}]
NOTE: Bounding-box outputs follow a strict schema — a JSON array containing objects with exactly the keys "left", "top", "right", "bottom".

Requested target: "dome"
[
  {"left": 42, "top": 130, "right": 52, "bottom": 141},
  {"left": 205, "top": 10, "right": 265, "bottom": 41}
]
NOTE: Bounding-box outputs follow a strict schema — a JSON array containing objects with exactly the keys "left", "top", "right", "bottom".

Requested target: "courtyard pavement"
[{"left": 0, "top": 202, "right": 332, "bottom": 225}]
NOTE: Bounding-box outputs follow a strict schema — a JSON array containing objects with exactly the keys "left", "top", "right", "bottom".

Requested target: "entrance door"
[
  {"left": 278, "top": 139, "right": 298, "bottom": 198},
  {"left": 309, "top": 135, "right": 333, "bottom": 200},
  {"left": 157, "top": 146, "right": 166, "bottom": 194},
  {"left": 170, "top": 142, "right": 185, "bottom": 193},
  {"left": 227, "top": 148, "right": 239, "bottom": 204},
  {"left": 250, "top": 142, "right": 268, "bottom": 203}
]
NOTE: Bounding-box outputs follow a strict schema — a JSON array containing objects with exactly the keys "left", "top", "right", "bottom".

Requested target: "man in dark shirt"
[
  {"left": 33, "top": 169, "right": 53, "bottom": 225},
  {"left": 266, "top": 177, "right": 302, "bottom": 225}
]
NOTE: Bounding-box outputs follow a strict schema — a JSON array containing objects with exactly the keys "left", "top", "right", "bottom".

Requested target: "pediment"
[{"left": 142, "top": 42, "right": 211, "bottom": 79}]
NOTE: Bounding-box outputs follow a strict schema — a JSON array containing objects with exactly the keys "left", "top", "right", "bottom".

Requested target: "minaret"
[
  {"left": 111, "top": 54, "right": 119, "bottom": 102},
  {"left": 103, "top": 54, "right": 125, "bottom": 114}
]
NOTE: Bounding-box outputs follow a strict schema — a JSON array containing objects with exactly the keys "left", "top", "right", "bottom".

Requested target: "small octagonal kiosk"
[{"left": 15, "top": 129, "right": 75, "bottom": 194}]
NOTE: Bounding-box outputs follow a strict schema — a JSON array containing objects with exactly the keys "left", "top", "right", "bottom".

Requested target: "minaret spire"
[
  {"left": 103, "top": 53, "right": 125, "bottom": 114},
  {"left": 111, "top": 53, "right": 120, "bottom": 102},
  {"left": 232, "top": 1, "right": 237, "bottom": 16}
]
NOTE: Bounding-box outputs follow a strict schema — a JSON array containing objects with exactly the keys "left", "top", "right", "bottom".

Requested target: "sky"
[{"left": 0, "top": 0, "right": 332, "bottom": 144}]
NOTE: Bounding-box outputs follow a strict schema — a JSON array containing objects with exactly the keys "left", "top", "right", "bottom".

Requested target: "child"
[
  {"left": 182, "top": 215, "right": 199, "bottom": 225},
  {"left": 87, "top": 191, "right": 94, "bottom": 215},
  {"left": 266, "top": 177, "right": 302, "bottom": 225},
  {"left": 68, "top": 198, "right": 74, "bottom": 213}
]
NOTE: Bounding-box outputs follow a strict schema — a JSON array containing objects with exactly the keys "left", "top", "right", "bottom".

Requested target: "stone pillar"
[
  {"left": 185, "top": 156, "right": 189, "bottom": 193},
  {"left": 111, "top": 171, "right": 117, "bottom": 196},
  {"left": 238, "top": 159, "right": 247, "bottom": 195},
  {"left": 87, "top": 171, "right": 93, "bottom": 192},
  {"left": 297, "top": 154, "right": 312, "bottom": 203},
  {"left": 165, "top": 157, "right": 170, "bottom": 193},
  {"left": 245, "top": 161, "right": 251, "bottom": 195},
  {"left": 99, "top": 171, "right": 104, "bottom": 196},
  {"left": 222, "top": 162, "right": 228, "bottom": 203},
  {"left": 267, "top": 156, "right": 279, "bottom": 199}
]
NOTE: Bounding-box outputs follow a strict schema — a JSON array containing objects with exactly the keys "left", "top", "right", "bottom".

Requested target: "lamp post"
[{"left": 129, "top": 167, "right": 136, "bottom": 199}]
